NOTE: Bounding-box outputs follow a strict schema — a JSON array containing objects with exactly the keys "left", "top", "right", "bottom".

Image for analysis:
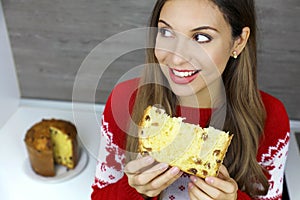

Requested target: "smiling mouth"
[
  {"left": 171, "top": 69, "right": 201, "bottom": 78},
  {"left": 168, "top": 67, "right": 202, "bottom": 84}
]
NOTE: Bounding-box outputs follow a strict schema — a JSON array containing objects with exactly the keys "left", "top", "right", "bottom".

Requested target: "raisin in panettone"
[
  {"left": 24, "top": 119, "right": 78, "bottom": 177},
  {"left": 139, "top": 106, "right": 233, "bottom": 178}
]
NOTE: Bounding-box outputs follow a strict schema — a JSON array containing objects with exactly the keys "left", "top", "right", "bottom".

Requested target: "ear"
[{"left": 231, "top": 27, "right": 250, "bottom": 58}]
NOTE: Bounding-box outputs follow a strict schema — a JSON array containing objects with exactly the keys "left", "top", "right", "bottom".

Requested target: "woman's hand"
[
  {"left": 124, "top": 155, "right": 183, "bottom": 198},
  {"left": 188, "top": 165, "right": 238, "bottom": 200}
]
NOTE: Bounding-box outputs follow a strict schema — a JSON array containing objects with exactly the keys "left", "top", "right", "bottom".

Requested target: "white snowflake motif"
[
  {"left": 257, "top": 132, "right": 290, "bottom": 200},
  {"left": 94, "top": 116, "right": 126, "bottom": 189}
]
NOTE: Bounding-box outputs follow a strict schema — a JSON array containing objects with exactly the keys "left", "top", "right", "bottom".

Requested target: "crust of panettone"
[
  {"left": 26, "top": 145, "right": 55, "bottom": 177},
  {"left": 138, "top": 106, "right": 153, "bottom": 154},
  {"left": 138, "top": 106, "right": 152, "bottom": 127},
  {"left": 138, "top": 106, "right": 233, "bottom": 178}
]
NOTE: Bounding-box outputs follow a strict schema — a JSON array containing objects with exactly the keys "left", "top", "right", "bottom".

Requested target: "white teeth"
[{"left": 172, "top": 69, "right": 197, "bottom": 77}]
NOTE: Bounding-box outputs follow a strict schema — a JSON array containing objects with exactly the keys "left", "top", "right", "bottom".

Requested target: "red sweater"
[{"left": 91, "top": 79, "right": 290, "bottom": 200}]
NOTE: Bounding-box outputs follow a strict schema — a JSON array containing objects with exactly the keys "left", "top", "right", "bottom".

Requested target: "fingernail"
[
  {"left": 159, "top": 163, "right": 169, "bottom": 170},
  {"left": 190, "top": 176, "right": 197, "bottom": 183},
  {"left": 170, "top": 167, "right": 180, "bottom": 175},
  {"left": 188, "top": 182, "right": 194, "bottom": 189},
  {"left": 145, "top": 156, "right": 154, "bottom": 164},
  {"left": 205, "top": 177, "right": 214, "bottom": 184}
]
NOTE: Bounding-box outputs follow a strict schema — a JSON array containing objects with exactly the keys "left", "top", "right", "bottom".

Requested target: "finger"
[
  {"left": 205, "top": 176, "right": 237, "bottom": 194},
  {"left": 218, "top": 165, "right": 230, "bottom": 178},
  {"left": 135, "top": 167, "right": 182, "bottom": 198},
  {"left": 148, "top": 166, "right": 183, "bottom": 190},
  {"left": 188, "top": 186, "right": 199, "bottom": 200},
  {"left": 188, "top": 182, "right": 213, "bottom": 200},
  {"left": 136, "top": 153, "right": 143, "bottom": 159},
  {"left": 132, "top": 162, "right": 169, "bottom": 186},
  {"left": 124, "top": 156, "right": 155, "bottom": 174},
  {"left": 215, "top": 165, "right": 237, "bottom": 193},
  {"left": 190, "top": 176, "right": 220, "bottom": 199}
]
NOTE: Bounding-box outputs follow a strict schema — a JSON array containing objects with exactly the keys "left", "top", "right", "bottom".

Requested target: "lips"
[{"left": 169, "top": 68, "right": 201, "bottom": 84}]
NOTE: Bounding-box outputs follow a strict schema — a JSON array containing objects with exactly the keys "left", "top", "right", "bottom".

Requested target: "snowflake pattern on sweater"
[
  {"left": 255, "top": 132, "right": 290, "bottom": 200},
  {"left": 93, "top": 115, "right": 126, "bottom": 189}
]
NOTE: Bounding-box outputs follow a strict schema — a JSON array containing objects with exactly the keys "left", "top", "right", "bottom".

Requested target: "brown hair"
[{"left": 126, "top": 0, "right": 268, "bottom": 197}]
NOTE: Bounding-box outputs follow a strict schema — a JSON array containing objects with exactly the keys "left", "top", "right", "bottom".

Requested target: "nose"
[
  {"left": 171, "top": 51, "right": 187, "bottom": 66},
  {"left": 170, "top": 37, "right": 190, "bottom": 66}
]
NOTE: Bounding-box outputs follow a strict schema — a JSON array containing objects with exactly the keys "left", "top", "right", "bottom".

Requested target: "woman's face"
[{"left": 154, "top": 0, "right": 235, "bottom": 106}]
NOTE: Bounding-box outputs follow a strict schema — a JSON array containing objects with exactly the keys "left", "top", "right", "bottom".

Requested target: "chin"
[{"left": 169, "top": 82, "right": 204, "bottom": 98}]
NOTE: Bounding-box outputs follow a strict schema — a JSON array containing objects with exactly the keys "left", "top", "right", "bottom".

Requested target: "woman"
[{"left": 91, "top": 0, "right": 290, "bottom": 199}]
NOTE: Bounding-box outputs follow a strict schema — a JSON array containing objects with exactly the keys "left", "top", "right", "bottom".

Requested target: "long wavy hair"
[{"left": 126, "top": 0, "right": 268, "bottom": 197}]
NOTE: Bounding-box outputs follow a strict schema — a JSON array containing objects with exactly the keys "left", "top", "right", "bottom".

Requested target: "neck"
[{"left": 178, "top": 78, "right": 226, "bottom": 109}]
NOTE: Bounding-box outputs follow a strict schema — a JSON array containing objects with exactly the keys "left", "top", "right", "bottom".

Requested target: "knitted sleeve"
[
  {"left": 235, "top": 92, "right": 290, "bottom": 200},
  {"left": 91, "top": 108, "right": 156, "bottom": 200},
  {"left": 91, "top": 79, "right": 158, "bottom": 199},
  {"left": 254, "top": 92, "right": 290, "bottom": 200}
]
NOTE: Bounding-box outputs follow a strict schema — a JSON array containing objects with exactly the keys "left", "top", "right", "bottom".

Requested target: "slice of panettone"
[{"left": 138, "top": 106, "right": 233, "bottom": 178}]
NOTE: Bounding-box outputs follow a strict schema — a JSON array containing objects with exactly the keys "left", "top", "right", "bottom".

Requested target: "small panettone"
[
  {"left": 139, "top": 106, "right": 233, "bottom": 178},
  {"left": 24, "top": 119, "right": 79, "bottom": 177}
]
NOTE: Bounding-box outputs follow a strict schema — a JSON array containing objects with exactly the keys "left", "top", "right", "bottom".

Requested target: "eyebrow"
[{"left": 158, "top": 19, "right": 219, "bottom": 33}]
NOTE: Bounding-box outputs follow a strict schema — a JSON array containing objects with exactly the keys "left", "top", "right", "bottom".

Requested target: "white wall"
[{"left": 0, "top": 1, "right": 20, "bottom": 128}]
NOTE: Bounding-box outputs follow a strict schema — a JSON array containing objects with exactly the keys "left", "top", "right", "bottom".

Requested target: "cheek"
[
  {"left": 154, "top": 48, "right": 167, "bottom": 64},
  {"left": 213, "top": 55, "right": 228, "bottom": 72},
  {"left": 154, "top": 48, "right": 168, "bottom": 75},
  {"left": 208, "top": 48, "right": 231, "bottom": 73}
]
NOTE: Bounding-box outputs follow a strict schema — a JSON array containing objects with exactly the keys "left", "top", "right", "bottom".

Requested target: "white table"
[{"left": 0, "top": 99, "right": 104, "bottom": 200}]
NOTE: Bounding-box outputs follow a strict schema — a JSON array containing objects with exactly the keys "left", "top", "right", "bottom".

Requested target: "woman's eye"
[
  {"left": 193, "top": 33, "right": 211, "bottom": 43},
  {"left": 158, "top": 28, "right": 173, "bottom": 38}
]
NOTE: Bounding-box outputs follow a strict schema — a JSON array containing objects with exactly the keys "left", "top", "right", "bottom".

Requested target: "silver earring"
[{"left": 233, "top": 51, "right": 238, "bottom": 59}]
